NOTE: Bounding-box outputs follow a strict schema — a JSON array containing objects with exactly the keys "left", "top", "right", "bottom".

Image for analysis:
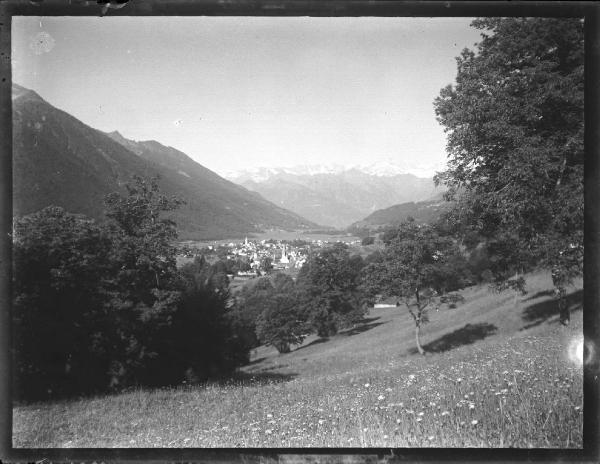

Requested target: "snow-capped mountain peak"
[{"left": 223, "top": 160, "right": 444, "bottom": 182}]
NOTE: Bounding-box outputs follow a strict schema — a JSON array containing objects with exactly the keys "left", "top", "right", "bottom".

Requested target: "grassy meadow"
[{"left": 13, "top": 271, "right": 584, "bottom": 448}]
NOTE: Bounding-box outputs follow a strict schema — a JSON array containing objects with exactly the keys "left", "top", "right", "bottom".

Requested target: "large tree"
[
  {"left": 12, "top": 207, "right": 114, "bottom": 398},
  {"left": 255, "top": 274, "right": 307, "bottom": 353},
  {"left": 362, "top": 220, "right": 467, "bottom": 355},
  {"left": 102, "top": 175, "right": 185, "bottom": 386},
  {"left": 434, "top": 18, "right": 584, "bottom": 324},
  {"left": 297, "top": 243, "right": 369, "bottom": 337}
]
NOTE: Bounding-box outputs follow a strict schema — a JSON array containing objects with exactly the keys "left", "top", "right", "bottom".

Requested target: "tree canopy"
[
  {"left": 297, "top": 243, "right": 369, "bottom": 337},
  {"left": 12, "top": 176, "right": 252, "bottom": 400},
  {"left": 362, "top": 220, "right": 467, "bottom": 354},
  {"left": 433, "top": 18, "right": 583, "bottom": 323}
]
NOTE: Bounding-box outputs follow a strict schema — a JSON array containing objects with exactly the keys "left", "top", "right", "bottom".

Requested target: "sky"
[{"left": 12, "top": 16, "right": 482, "bottom": 177}]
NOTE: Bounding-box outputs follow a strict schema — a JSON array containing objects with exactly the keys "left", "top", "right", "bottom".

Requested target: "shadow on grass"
[
  {"left": 294, "top": 337, "right": 329, "bottom": 352},
  {"left": 293, "top": 317, "right": 387, "bottom": 351},
  {"left": 521, "top": 289, "right": 583, "bottom": 330},
  {"left": 523, "top": 289, "right": 555, "bottom": 301},
  {"left": 341, "top": 316, "right": 387, "bottom": 337},
  {"left": 246, "top": 356, "right": 266, "bottom": 366},
  {"left": 228, "top": 370, "right": 298, "bottom": 386},
  {"left": 408, "top": 323, "right": 498, "bottom": 355}
]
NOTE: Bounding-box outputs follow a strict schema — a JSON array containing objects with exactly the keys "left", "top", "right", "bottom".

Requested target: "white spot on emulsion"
[
  {"left": 30, "top": 32, "right": 55, "bottom": 55},
  {"left": 567, "top": 335, "right": 591, "bottom": 366}
]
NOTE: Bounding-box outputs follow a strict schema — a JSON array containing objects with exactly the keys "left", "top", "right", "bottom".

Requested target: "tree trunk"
[
  {"left": 557, "top": 288, "right": 570, "bottom": 326},
  {"left": 415, "top": 324, "right": 425, "bottom": 355}
]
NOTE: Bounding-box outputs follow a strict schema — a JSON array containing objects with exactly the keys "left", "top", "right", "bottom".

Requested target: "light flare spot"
[{"left": 567, "top": 335, "right": 590, "bottom": 366}]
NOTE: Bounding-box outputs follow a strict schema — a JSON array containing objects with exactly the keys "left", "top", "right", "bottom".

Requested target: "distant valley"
[
  {"left": 226, "top": 166, "right": 442, "bottom": 228},
  {"left": 13, "top": 83, "right": 447, "bottom": 239}
]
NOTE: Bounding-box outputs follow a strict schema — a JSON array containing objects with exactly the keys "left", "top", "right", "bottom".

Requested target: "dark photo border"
[{"left": 1, "top": 1, "right": 598, "bottom": 463}]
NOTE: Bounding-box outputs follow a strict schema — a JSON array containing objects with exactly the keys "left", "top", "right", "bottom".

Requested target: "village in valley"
[
  {"left": 10, "top": 13, "right": 588, "bottom": 452},
  {"left": 178, "top": 235, "right": 364, "bottom": 281}
]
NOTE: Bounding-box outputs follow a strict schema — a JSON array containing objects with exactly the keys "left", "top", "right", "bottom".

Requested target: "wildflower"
[
  {"left": 471, "top": 420, "right": 478, "bottom": 425},
  {"left": 456, "top": 377, "right": 462, "bottom": 382},
  {"left": 383, "top": 435, "right": 389, "bottom": 439},
  {"left": 428, "top": 436, "right": 434, "bottom": 441},
  {"left": 378, "top": 395, "right": 385, "bottom": 401},
  {"left": 318, "top": 419, "right": 325, "bottom": 425},
  {"left": 469, "top": 403, "right": 475, "bottom": 410},
  {"left": 266, "top": 413, "right": 273, "bottom": 418},
  {"left": 364, "top": 383, "right": 370, "bottom": 388},
  {"left": 441, "top": 411, "right": 449, "bottom": 416},
  {"left": 469, "top": 392, "right": 474, "bottom": 396},
  {"left": 464, "top": 394, "right": 469, "bottom": 399},
  {"left": 502, "top": 370, "right": 509, "bottom": 375},
  {"left": 386, "top": 387, "right": 393, "bottom": 392},
  {"left": 429, "top": 402, "right": 436, "bottom": 407},
  {"left": 408, "top": 375, "right": 415, "bottom": 380},
  {"left": 363, "top": 427, "right": 368, "bottom": 432},
  {"left": 265, "top": 429, "right": 272, "bottom": 434},
  {"left": 459, "top": 421, "right": 466, "bottom": 426},
  {"left": 416, "top": 417, "right": 422, "bottom": 422},
  {"left": 418, "top": 411, "right": 424, "bottom": 416},
  {"left": 396, "top": 418, "right": 401, "bottom": 424},
  {"left": 575, "top": 406, "right": 581, "bottom": 411}
]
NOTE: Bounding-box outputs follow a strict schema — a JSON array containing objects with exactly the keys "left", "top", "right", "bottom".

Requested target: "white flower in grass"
[
  {"left": 378, "top": 395, "right": 385, "bottom": 401},
  {"left": 469, "top": 403, "right": 475, "bottom": 410},
  {"left": 441, "top": 411, "right": 450, "bottom": 416},
  {"left": 471, "top": 419, "right": 478, "bottom": 425},
  {"left": 266, "top": 413, "right": 273, "bottom": 418},
  {"left": 396, "top": 418, "right": 402, "bottom": 424},
  {"left": 408, "top": 375, "right": 415, "bottom": 380},
  {"left": 428, "top": 436, "right": 434, "bottom": 441},
  {"left": 456, "top": 378, "right": 462, "bottom": 383},
  {"left": 364, "top": 383, "right": 370, "bottom": 388},
  {"left": 265, "top": 429, "right": 273, "bottom": 434},
  {"left": 418, "top": 411, "right": 424, "bottom": 416},
  {"left": 416, "top": 417, "right": 422, "bottom": 422}
]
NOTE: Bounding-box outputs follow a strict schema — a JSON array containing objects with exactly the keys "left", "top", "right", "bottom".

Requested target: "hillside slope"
[
  {"left": 12, "top": 84, "right": 316, "bottom": 240},
  {"left": 349, "top": 194, "right": 451, "bottom": 230},
  {"left": 13, "top": 271, "right": 583, "bottom": 447}
]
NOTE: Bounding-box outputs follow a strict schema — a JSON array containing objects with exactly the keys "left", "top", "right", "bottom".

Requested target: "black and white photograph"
[{"left": 7, "top": 2, "right": 592, "bottom": 452}]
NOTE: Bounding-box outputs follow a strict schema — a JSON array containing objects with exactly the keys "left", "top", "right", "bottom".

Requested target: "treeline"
[
  {"left": 12, "top": 176, "right": 374, "bottom": 401},
  {"left": 228, "top": 242, "right": 370, "bottom": 353},
  {"left": 13, "top": 177, "right": 251, "bottom": 401}
]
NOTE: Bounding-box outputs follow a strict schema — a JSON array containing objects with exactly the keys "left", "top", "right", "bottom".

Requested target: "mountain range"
[
  {"left": 12, "top": 84, "right": 317, "bottom": 240},
  {"left": 226, "top": 167, "right": 442, "bottom": 228}
]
